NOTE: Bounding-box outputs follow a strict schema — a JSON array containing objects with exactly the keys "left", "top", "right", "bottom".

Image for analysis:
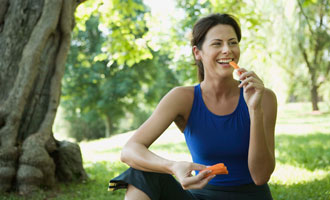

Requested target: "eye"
[
  {"left": 229, "top": 41, "right": 238, "bottom": 46},
  {"left": 212, "top": 42, "right": 222, "bottom": 46}
]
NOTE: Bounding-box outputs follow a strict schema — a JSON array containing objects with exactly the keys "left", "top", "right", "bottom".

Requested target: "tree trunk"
[
  {"left": 0, "top": 0, "right": 87, "bottom": 195},
  {"left": 103, "top": 114, "right": 112, "bottom": 138},
  {"left": 309, "top": 68, "right": 320, "bottom": 111},
  {"left": 311, "top": 84, "right": 319, "bottom": 111}
]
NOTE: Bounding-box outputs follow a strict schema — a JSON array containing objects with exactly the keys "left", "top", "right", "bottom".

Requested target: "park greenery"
[
  {"left": 55, "top": 0, "right": 330, "bottom": 141},
  {"left": 41, "top": 0, "right": 329, "bottom": 198},
  {"left": 2, "top": 102, "right": 330, "bottom": 199},
  {"left": 47, "top": 1, "right": 330, "bottom": 198},
  {"left": 0, "top": 0, "right": 329, "bottom": 198}
]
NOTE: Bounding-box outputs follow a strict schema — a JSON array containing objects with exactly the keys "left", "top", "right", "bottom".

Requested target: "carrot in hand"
[
  {"left": 229, "top": 61, "right": 242, "bottom": 75},
  {"left": 201, "top": 163, "right": 228, "bottom": 177}
]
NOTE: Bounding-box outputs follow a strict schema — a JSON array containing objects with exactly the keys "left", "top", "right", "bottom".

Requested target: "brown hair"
[{"left": 191, "top": 13, "right": 241, "bottom": 82}]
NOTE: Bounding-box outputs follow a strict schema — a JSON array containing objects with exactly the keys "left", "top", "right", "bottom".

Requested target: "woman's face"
[{"left": 194, "top": 24, "right": 240, "bottom": 78}]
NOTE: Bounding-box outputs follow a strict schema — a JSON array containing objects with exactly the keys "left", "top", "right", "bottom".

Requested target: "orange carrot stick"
[
  {"left": 229, "top": 61, "right": 242, "bottom": 76},
  {"left": 201, "top": 163, "right": 228, "bottom": 177},
  {"left": 229, "top": 61, "right": 239, "bottom": 69}
]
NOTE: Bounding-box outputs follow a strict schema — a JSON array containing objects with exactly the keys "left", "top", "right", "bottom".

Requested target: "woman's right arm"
[
  {"left": 121, "top": 87, "right": 190, "bottom": 173},
  {"left": 120, "top": 87, "right": 214, "bottom": 189}
]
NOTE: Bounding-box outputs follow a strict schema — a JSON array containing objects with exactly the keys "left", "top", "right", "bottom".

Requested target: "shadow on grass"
[
  {"left": 84, "top": 161, "right": 128, "bottom": 200},
  {"left": 270, "top": 173, "right": 330, "bottom": 200},
  {"left": 0, "top": 162, "right": 129, "bottom": 200},
  {"left": 276, "top": 132, "right": 330, "bottom": 171}
]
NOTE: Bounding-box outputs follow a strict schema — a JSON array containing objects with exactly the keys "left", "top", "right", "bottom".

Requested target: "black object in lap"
[
  {"left": 109, "top": 167, "right": 196, "bottom": 200},
  {"left": 109, "top": 168, "right": 273, "bottom": 200}
]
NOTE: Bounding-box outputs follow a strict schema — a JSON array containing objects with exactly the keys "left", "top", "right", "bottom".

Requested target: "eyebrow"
[{"left": 211, "top": 38, "right": 237, "bottom": 42}]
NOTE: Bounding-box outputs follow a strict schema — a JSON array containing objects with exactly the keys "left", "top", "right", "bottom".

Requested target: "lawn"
[{"left": 1, "top": 102, "right": 329, "bottom": 200}]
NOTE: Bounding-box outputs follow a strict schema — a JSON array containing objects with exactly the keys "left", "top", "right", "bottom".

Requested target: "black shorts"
[{"left": 109, "top": 168, "right": 273, "bottom": 200}]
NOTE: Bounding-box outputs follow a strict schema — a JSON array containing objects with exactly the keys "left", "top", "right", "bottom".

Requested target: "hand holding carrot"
[
  {"left": 170, "top": 161, "right": 215, "bottom": 190},
  {"left": 230, "top": 61, "right": 265, "bottom": 110}
]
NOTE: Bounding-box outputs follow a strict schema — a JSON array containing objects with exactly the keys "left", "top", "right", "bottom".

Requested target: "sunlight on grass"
[
  {"left": 2, "top": 103, "right": 329, "bottom": 200},
  {"left": 71, "top": 102, "right": 330, "bottom": 200},
  {"left": 271, "top": 163, "right": 329, "bottom": 185}
]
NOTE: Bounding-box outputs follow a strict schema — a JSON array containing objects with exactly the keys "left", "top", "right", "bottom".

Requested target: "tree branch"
[
  {"left": 297, "top": 0, "right": 314, "bottom": 35},
  {"left": 313, "top": 0, "right": 326, "bottom": 65},
  {"left": 298, "top": 41, "right": 313, "bottom": 72}
]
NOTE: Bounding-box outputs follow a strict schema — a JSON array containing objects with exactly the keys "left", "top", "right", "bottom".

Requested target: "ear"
[{"left": 192, "top": 46, "right": 202, "bottom": 60}]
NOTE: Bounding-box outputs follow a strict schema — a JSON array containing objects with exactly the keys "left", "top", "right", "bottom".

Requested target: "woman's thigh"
[{"left": 110, "top": 167, "right": 197, "bottom": 200}]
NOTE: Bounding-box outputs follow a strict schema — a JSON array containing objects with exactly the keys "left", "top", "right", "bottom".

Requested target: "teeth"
[{"left": 217, "top": 59, "right": 233, "bottom": 63}]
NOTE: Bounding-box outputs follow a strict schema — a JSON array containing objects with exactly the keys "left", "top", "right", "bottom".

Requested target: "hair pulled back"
[{"left": 191, "top": 13, "right": 241, "bottom": 82}]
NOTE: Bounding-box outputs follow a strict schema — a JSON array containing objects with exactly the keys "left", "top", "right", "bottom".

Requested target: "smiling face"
[{"left": 193, "top": 24, "right": 240, "bottom": 79}]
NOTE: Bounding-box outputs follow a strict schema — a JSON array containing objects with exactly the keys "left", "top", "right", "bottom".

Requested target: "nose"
[{"left": 221, "top": 43, "right": 230, "bottom": 54}]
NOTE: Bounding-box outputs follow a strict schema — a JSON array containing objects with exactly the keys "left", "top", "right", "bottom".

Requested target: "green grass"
[{"left": 1, "top": 102, "right": 330, "bottom": 200}]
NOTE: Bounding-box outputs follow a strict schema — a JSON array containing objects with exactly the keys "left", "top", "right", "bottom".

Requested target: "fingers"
[
  {"left": 181, "top": 170, "right": 215, "bottom": 190},
  {"left": 236, "top": 68, "right": 247, "bottom": 76},
  {"left": 237, "top": 69, "right": 263, "bottom": 90},
  {"left": 238, "top": 70, "right": 261, "bottom": 81},
  {"left": 181, "top": 170, "right": 210, "bottom": 186},
  {"left": 244, "top": 81, "right": 264, "bottom": 92}
]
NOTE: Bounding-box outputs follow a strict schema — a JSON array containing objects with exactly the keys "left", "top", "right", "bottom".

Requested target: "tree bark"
[
  {"left": 0, "top": 0, "right": 87, "bottom": 194},
  {"left": 311, "top": 84, "right": 319, "bottom": 111},
  {"left": 299, "top": 42, "right": 320, "bottom": 111},
  {"left": 103, "top": 114, "right": 112, "bottom": 138}
]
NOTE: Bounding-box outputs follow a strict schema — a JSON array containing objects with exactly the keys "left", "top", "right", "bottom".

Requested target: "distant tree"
[
  {"left": 61, "top": 1, "right": 179, "bottom": 140},
  {"left": 296, "top": 0, "right": 330, "bottom": 110},
  {"left": 0, "top": 0, "right": 86, "bottom": 194}
]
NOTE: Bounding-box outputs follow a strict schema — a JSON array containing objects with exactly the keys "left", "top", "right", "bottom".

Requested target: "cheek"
[{"left": 234, "top": 48, "right": 240, "bottom": 57}]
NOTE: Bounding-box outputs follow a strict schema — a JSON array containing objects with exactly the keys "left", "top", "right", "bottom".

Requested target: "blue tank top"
[{"left": 183, "top": 84, "right": 253, "bottom": 186}]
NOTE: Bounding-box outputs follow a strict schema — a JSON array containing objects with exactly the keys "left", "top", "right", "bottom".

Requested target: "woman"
[{"left": 109, "top": 13, "right": 277, "bottom": 200}]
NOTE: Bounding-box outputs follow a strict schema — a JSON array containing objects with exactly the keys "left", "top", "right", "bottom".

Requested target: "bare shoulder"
[
  {"left": 162, "top": 86, "right": 195, "bottom": 132},
  {"left": 262, "top": 88, "right": 278, "bottom": 120},
  {"left": 263, "top": 88, "right": 277, "bottom": 106},
  {"left": 130, "top": 86, "right": 195, "bottom": 146},
  {"left": 164, "top": 86, "right": 195, "bottom": 113},
  {"left": 170, "top": 86, "right": 195, "bottom": 99}
]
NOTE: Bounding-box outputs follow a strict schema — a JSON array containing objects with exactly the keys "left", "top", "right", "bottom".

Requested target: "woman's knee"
[{"left": 125, "top": 184, "right": 151, "bottom": 200}]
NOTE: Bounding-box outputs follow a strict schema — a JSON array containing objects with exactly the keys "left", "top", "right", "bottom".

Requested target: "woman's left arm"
[{"left": 238, "top": 69, "right": 278, "bottom": 185}]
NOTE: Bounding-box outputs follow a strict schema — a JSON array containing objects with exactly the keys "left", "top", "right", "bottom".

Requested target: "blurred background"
[
  {"left": 53, "top": 0, "right": 330, "bottom": 142},
  {"left": 1, "top": 1, "right": 329, "bottom": 200},
  {"left": 43, "top": 0, "right": 329, "bottom": 199}
]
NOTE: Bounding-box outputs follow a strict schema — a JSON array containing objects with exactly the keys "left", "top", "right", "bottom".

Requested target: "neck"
[{"left": 200, "top": 77, "right": 239, "bottom": 100}]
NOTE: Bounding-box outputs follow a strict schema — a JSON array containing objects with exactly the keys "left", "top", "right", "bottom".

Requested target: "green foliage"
[
  {"left": 61, "top": 1, "right": 179, "bottom": 140},
  {"left": 75, "top": 0, "right": 152, "bottom": 67},
  {"left": 59, "top": 0, "right": 330, "bottom": 141},
  {"left": 271, "top": 0, "right": 330, "bottom": 105},
  {"left": 64, "top": 110, "right": 106, "bottom": 141}
]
